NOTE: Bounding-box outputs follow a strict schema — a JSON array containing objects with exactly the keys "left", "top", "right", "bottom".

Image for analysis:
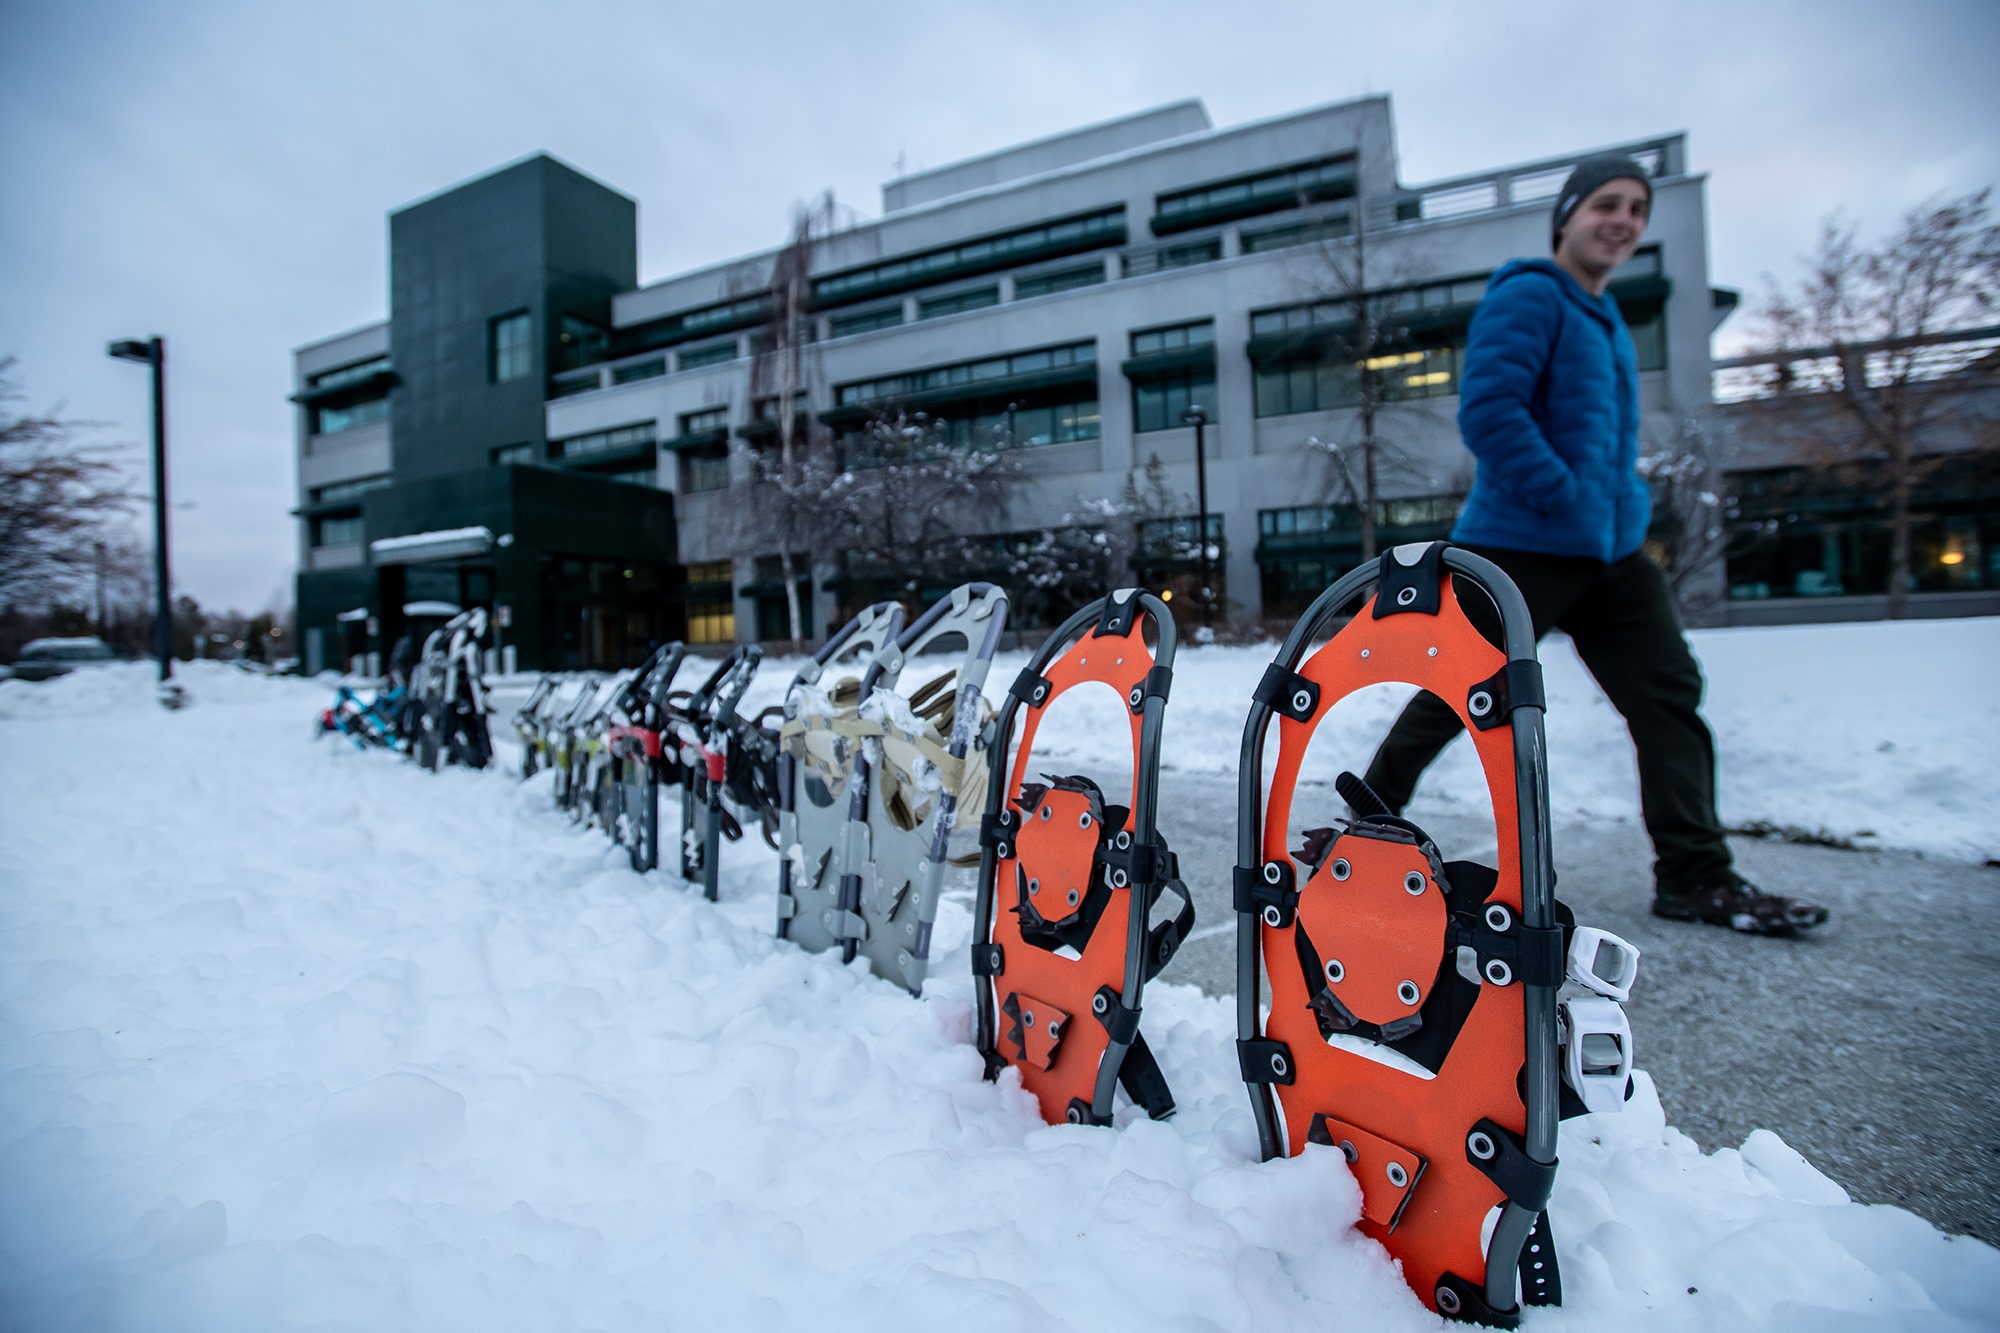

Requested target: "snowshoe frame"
[
  {"left": 775, "top": 601, "right": 907, "bottom": 956},
  {"left": 607, "top": 642, "right": 689, "bottom": 873},
  {"left": 973, "top": 588, "right": 1192, "bottom": 1126},
  {"left": 668, "top": 645, "right": 763, "bottom": 900},
  {"left": 1235, "top": 542, "right": 1558, "bottom": 1327},
  {"left": 853, "top": 583, "right": 1009, "bottom": 994}
]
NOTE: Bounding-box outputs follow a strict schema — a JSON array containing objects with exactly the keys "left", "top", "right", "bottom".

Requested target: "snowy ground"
[{"left": 2, "top": 618, "right": 1996, "bottom": 1331}]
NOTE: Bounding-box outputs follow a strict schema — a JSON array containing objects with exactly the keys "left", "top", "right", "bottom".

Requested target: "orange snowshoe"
[
  {"left": 1236, "top": 543, "right": 1637, "bottom": 1327},
  {"left": 973, "top": 589, "right": 1193, "bottom": 1126}
]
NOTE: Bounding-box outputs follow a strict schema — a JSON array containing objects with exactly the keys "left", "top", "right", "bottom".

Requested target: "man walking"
[{"left": 1361, "top": 155, "right": 1828, "bottom": 936}]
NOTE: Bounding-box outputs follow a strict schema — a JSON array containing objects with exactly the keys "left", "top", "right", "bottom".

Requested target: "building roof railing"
[
  {"left": 1713, "top": 323, "right": 2000, "bottom": 404},
  {"left": 1371, "top": 134, "right": 1685, "bottom": 230}
]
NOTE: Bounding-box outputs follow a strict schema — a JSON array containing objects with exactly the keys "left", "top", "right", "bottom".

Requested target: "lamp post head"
[
  {"left": 1181, "top": 405, "right": 1209, "bottom": 428},
  {"left": 108, "top": 339, "right": 154, "bottom": 363}
]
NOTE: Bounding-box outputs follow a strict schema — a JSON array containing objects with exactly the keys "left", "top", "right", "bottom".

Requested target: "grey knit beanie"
[{"left": 1551, "top": 155, "right": 1652, "bottom": 251}]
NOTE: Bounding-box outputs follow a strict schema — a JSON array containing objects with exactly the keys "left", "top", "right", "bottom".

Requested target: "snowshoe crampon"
[
  {"left": 974, "top": 589, "right": 1193, "bottom": 1126},
  {"left": 775, "top": 601, "right": 906, "bottom": 954},
  {"left": 853, "top": 582, "right": 1008, "bottom": 994},
  {"left": 1237, "top": 542, "right": 1636, "bottom": 1327}
]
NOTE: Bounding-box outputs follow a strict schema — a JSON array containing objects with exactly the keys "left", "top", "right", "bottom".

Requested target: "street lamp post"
[
  {"left": 1181, "top": 404, "right": 1213, "bottom": 636},
  {"left": 108, "top": 336, "right": 178, "bottom": 701}
]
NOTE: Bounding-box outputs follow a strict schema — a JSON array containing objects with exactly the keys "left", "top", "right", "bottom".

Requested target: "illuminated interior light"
[{"left": 1405, "top": 371, "right": 1452, "bottom": 387}]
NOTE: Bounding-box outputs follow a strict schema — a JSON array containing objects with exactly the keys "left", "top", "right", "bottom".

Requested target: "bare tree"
[
  {"left": 822, "top": 410, "right": 1028, "bottom": 603},
  {"left": 1749, "top": 189, "right": 2000, "bottom": 616},
  {"left": 1289, "top": 209, "right": 1456, "bottom": 561},
  {"left": 1638, "top": 414, "right": 1727, "bottom": 617},
  {"left": 749, "top": 195, "right": 839, "bottom": 642},
  {"left": 0, "top": 360, "right": 134, "bottom": 607}
]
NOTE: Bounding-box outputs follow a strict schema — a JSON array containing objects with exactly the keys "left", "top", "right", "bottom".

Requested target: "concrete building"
[
  {"left": 293, "top": 156, "right": 677, "bottom": 674},
  {"left": 294, "top": 95, "right": 1732, "bottom": 665}
]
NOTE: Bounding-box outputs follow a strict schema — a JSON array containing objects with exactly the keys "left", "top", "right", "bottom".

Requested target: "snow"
[
  {"left": 2, "top": 617, "right": 1996, "bottom": 1330},
  {"left": 937, "top": 616, "right": 2000, "bottom": 865}
]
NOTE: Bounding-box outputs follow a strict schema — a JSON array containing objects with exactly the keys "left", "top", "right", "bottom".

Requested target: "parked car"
[{"left": 10, "top": 637, "right": 118, "bottom": 682}]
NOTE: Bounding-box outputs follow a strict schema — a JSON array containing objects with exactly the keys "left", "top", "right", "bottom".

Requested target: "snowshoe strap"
[
  {"left": 1115, "top": 1030, "right": 1175, "bottom": 1121},
  {"left": 1143, "top": 878, "right": 1196, "bottom": 980},
  {"left": 1520, "top": 1209, "right": 1561, "bottom": 1306}
]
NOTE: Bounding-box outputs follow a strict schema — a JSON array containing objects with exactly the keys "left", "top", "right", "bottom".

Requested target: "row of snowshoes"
[
  {"left": 316, "top": 606, "right": 493, "bottom": 772},
  {"left": 506, "top": 548, "right": 1640, "bottom": 1327},
  {"left": 513, "top": 640, "right": 780, "bottom": 900}
]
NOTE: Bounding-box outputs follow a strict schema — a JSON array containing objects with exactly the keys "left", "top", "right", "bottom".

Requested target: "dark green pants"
[{"left": 1362, "top": 546, "right": 1733, "bottom": 896}]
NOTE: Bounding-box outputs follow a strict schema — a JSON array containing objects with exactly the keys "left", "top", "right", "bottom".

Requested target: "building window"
[
  {"left": 837, "top": 341, "right": 1095, "bottom": 408},
  {"left": 1014, "top": 263, "right": 1105, "bottom": 300},
  {"left": 678, "top": 340, "right": 738, "bottom": 371},
  {"left": 537, "top": 556, "right": 674, "bottom": 670},
  {"left": 1251, "top": 276, "right": 1490, "bottom": 339},
  {"left": 754, "top": 392, "right": 809, "bottom": 421},
  {"left": 311, "top": 511, "right": 364, "bottom": 547},
  {"left": 1006, "top": 400, "right": 1100, "bottom": 447},
  {"left": 1129, "top": 322, "right": 1218, "bottom": 433},
  {"left": 1628, "top": 308, "right": 1666, "bottom": 372},
  {"left": 491, "top": 442, "right": 534, "bottom": 466},
  {"left": 490, "top": 311, "right": 532, "bottom": 383},
  {"left": 1124, "top": 239, "right": 1222, "bottom": 278},
  {"left": 812, "top": 207, "right": 1125, "bottom": 307},
  {"left": 1252, "top": 345, "right": 1462, "bottom": 418},
  {"left": 312, "top": 396, "right": 389, "bottom": 435},
  {"left": 311, "top": 475, "right": 391, "bottom": 504},
  {"left": 831, "top": 305, "right": 905, "bottom": 337},
  {"left": 1154, "top": 154, "right": 1357, "bottom": 233},
  {"left": 1242, "top": 212, "right": 1354, "bottom": 254},
  {"left": 681, "top": 406, "right": 730, "bottom": 435},
  {"left": 682, "top": 447, "right": 731, "bottom": 493},
  {"left": 307, "top": 355, "right": 391, "bottom": 393},
  {"left": 1255, "top": 498, "right": 1460, "bottom": 616},
  {"left": 555, "top": 314, "right": 607, "bottom": 372},
  {"left": 1130, "top": 321, "right": 1214, "bottom": 357},
  {"left": 918, "top": 286, "right": 1000, "bottom": 320},
  {"left": 552, "top": 422, "right": 655, "bottom": 461},
  {"left": 1256, "top": 358, "right": 1350, "bottom": 417},
  {"left": 750, "top": 555, "right": 814, "bottom": 642},
  {"left": 1134, "top": 373, "right": 1216, "bottom": 433},
  {"left": 612, "top": 357, "right": 667, "bottom": 384},
  {"left": 684, "top": 560, "right": 735, "bottom": 644}
]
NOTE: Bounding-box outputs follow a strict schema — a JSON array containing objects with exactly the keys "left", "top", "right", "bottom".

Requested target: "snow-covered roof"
[{"left": 370, "top": 526, "right": 495, "bottom": 565}]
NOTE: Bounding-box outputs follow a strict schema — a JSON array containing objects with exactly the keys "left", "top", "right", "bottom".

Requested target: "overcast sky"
[{"left": 3, "top": 0, "right": 1995, "bottom": 613}]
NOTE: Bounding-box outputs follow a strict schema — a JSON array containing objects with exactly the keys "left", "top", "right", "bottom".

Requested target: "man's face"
[{"left": 1557, "top": 179, "right": 1650, "bottom": 275}]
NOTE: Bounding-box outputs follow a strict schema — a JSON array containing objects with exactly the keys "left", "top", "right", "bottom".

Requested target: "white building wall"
[{"left": 550, "top": 97, "right": 1713, "bottom": 638}]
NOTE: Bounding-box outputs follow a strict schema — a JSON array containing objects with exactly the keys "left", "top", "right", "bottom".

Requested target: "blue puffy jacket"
[{"left": 1449, "top": 258, "right": 1651, "bottom": 562}]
